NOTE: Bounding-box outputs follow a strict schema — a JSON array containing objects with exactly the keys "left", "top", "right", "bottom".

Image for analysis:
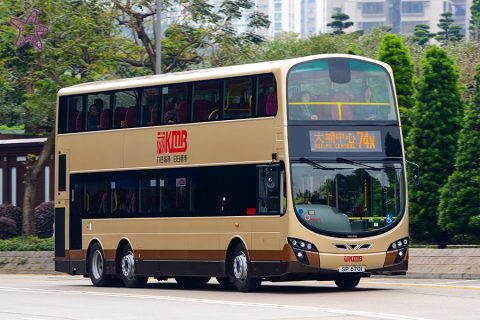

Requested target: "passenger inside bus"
[
  {"left": 353, "top": 85, "right": 379, "bottom": 120},
  {"left": 289, "top": 91, "right": 318, "bottom": 120},
  {"left": 88, "top": 104, "right": 100, "bottom": 130},
  {"left": 165, "top": 98, "right": 181, "bottom": 123}
]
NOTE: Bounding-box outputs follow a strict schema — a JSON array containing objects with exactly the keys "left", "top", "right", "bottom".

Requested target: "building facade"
[
  {"left": 0, "top": 137, "right": 54, "bottom": 208},
  {"left": 327, "top": 0, "right": 472, "bottom": 38}
]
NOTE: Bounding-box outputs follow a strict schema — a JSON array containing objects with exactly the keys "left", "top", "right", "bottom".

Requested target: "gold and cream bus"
[{"left": 54, "top": 54, "right": 409, "bottom": 292}]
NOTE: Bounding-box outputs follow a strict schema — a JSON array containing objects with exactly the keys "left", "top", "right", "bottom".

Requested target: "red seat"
[
  {"left": 331, "top": 93, "right": 353, "bottom": 120},
  {"left": 150, "top": 104, "right": 158, "bottom": 125},
  {"left": 125, "top": 106, "right": 137, "bottom": 127},
  {"left": 266, "top": 92, "right": 277, "bottom": 115},
  {"left": 114, "top": 107, "right": 127, "bottom": 128},
  {"left": 68, "top": 109, "right": 79, "bottom": 132},
  {"left": 75, "top": 111, "right": 84, "bottom": 132},
  {"left": 177, "top": 101, "right": 188, "bottom": 123},
  {"left": 99, "top": 109, "right": 110, "bottom": 129},
  {"left": 257, "top": 93, "right": 267, "bottom": 116}
]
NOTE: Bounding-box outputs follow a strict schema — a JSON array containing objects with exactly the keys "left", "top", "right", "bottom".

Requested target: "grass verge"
[{"left": 0, "top": 236, "right": 54, "bottom": 251}]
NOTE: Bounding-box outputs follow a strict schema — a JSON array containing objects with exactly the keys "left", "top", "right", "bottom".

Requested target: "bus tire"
[
  {"left": 216, "top": 277, "right": 234, "bottom": 286},
  {"left": 88, "top": 242, "right": 113, "bottom": 287},
  {"left": 175, "top": 276, "right": 211, "bottom": 285},
  {"left": 334, "top": 276, "right": 361, "bottom": 289},
  {"left": 120, "top": 245, "right": 148, "bottom": 288},
  {"left": 232, "top": 243, "right": 261, "bottom": 292}
]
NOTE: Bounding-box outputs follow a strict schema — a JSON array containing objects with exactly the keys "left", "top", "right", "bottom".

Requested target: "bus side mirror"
[{"left": 412, "top": 167, "right": 420, "bottom": 186}]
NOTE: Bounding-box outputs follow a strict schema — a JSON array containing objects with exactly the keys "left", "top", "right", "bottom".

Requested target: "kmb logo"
[
  {"left": 344, "top": 256, "right": 363, "bottom": 262},
  {"left": 157, "top": 130, "right": 188, "bottom": 154}
]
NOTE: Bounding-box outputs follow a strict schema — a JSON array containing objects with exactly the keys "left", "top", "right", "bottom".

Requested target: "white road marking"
[{"left": 0, "top": 286, "right": 429, "bottom": 320}]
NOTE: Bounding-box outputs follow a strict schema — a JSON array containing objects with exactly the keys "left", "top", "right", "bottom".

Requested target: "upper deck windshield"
[
  {"left": 287, "top": 58, "right": 397, "bottom": 122},
  {"left": 291, "top": 161, "right": 405, "bottom": 236}
]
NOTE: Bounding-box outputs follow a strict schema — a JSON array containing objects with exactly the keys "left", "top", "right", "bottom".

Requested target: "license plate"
[{"left": 339, "top": 266, "right": 365, "bottom": 272}]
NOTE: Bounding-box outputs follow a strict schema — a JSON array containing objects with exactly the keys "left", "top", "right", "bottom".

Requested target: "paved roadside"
[{"left": 1, "top": 249, "right": 480, "bottom": 279}]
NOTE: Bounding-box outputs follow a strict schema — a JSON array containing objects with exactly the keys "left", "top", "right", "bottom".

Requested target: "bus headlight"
[
  {"left": 387, "top": 237, "right": 409, "bottom": 264},
  {"left": 288, "top": 237, "right": 318, "bottom": 265}
]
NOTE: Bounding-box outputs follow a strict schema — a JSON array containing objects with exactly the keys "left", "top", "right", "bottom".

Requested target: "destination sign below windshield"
[{"left": 309, "top": 130, "right": 382, "bottom": 152}]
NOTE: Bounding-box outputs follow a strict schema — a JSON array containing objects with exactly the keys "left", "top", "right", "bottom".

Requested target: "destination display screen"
[{"left": 309, "top": 130, "right": 382, "bottom": 152}]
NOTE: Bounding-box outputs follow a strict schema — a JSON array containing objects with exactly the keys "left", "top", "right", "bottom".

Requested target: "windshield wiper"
[
  {"left": 300, "top": 157, "right": 327, "bottom": 169},
  {"left": 335, "top": 157, "right": 382, "bottom": 170},
  {"left": 300, "top": 157, "right": 348, "bottom": 170}
]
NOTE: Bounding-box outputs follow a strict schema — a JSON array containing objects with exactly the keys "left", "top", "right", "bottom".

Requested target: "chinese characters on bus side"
[{"left": 309, "top": 131, "right": 382, "bottom": 152}]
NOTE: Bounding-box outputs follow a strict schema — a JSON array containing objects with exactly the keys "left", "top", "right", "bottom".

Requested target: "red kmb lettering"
[
  {"left": 344, "top": 256, "right": 363, "bottom": 262},
  {"left": 157, "top": 130, "right": 188, "bottom": 154}
]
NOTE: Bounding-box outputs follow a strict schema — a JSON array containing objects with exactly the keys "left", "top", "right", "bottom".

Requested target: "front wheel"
[
  {"left": 232, "top": 243, "right": 261, "bottom": 292},
  {"left": 120, "top": 245, "right": 148, "bottom": 288},
  {"left": 334, "top": 276, "right": 361, "bottom": 289},
  {"left": 88, "top": 242, "right": 113, "bottom": 287}
]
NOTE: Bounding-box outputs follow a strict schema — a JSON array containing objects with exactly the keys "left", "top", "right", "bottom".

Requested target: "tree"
[
  {"left": 411, "top": 23, "right": 435, "bottom": 45},
  {"left": 438, "top": 64, "right": 480, "bottom": 244},
  {"left": 1, "top": 0, "right": 130, "bottom": 236},
  {"left": 436, "top": 12, "right": 464, "bottom": 44},
  {"left": 407, "top": 46, "right": 464, "bottom": 247},
  {"left": 326, "top": 13, "right": 353, "bottom": 35},
  {"left": 470, "top": 0, "right": 480, "bottom": 40},
  {"left": 111, "top": 0, "right": 270, "bottom": 72},
  {"left": 376, "top": 34, "right": 415, "bottom": 140}
]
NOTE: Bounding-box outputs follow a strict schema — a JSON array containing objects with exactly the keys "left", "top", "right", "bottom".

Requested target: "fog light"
[
  {"left": 399, "top": 250, "right": 404, "bottom": 257},
  {"left": 297, "top": 251, "right": 304, "bottom": 258}
]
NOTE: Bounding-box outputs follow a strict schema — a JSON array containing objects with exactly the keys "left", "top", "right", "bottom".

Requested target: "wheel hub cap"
[
  {"left": 122, "top": 251, "right": 135, "bottom": 279},
  {"left": 233, "top": 251, "right": 248, "bottom": 282}
]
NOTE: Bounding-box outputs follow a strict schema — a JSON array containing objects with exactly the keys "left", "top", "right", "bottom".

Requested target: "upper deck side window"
[
  {"left": 58, "top": 73, "right": 277, "bottom": 134},
  {"left": 287, "top": 58, "right": 397, "bottom": 122}
]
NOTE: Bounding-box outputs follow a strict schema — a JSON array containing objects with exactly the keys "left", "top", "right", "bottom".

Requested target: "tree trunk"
[{"left": 22, "top": 129, "right": 56, "bottom": 237}]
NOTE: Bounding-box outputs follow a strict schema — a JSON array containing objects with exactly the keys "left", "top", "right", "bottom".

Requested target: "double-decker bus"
[{"left": 54, "top": 54, "right": 409, "bottom": 292}]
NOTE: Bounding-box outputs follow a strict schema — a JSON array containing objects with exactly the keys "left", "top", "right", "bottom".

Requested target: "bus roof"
[{"left": 57, "top": 54, "right": 389, "bottom": 96}]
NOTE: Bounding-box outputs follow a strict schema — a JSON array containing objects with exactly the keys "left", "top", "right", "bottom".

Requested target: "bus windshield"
[
  {"left": 291, "top": 162, "right": 405, "bottom": 235},
  {"left": 287, "top": 58, "right": 397, "bottom": 121}
]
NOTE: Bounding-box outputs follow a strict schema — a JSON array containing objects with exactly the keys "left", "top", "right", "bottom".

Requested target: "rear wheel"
[
  {"left": 334, "top": 276, "right": 361, "bottom": 289},
  {"left": 232, "top": 243, "right": 261, "bottom": 292},
  {"left": 120, "top": 245, "right": 148, "bottom": 288},
  {"left": 88, "top": 242, "right": 113, "bottom": 287}
]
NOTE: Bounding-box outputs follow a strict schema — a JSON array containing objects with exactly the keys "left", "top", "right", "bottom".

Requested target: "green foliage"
[
  {"left": 436, "top": 12, "right": 464, "bottom": 44},
  {"left": 407, "top": 46, "right": 464, "bottom": 247},
  {"left": 326, "top": 13, "right": 353, "bottom": 35},
  {"left": 411, "top": 24, "right": 435, "bottom": 45},
  {"left": 0, "top": 236, "right": 54, "bottom": 251},
  {"left": 471, "top": 0, "right": 480, "bottom": 40},
  {"left": 34, "top": 202, "right": 54, "bottom": 238},
  {"left": 438, "top": 64, "right": 480, "bottom": 241},
  {"left": 376, "top": 34, "right": 415, "bottom": 139}
]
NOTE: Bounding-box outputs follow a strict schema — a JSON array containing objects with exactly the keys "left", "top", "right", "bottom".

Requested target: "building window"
[
  {"left": 362, "top": 3, "right": 384, "bottom": 15},
  {"left": 359, "top": 21, "right": 384, "bottom": 32},
  {"left": 274, "top": 3, "right": 281, "bottom": 10},
  {"left": 274, "top": 13, "right": 281, "bottom": 20},
  {"left": 401, "top": 21, "right": 426, "bottom": 34},
  {"left": 333, "top": 7, "right": 342, "bottom": 13},
  {"left": 402, "top": 2, "right": 424, "bottom": 14},
  {"left": 453, "top": 5, "right": 466, "bottom": 17},
  {"left": 274, "top": 22, "right": 282, "bottom": 30}
]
